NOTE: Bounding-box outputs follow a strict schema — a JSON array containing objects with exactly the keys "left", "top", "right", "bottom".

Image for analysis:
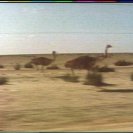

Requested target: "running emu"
[
  {"left": 65, "top": 45, "right": 113, "bottom": 75},
  {"left": 65, "top": 56, "right": 98, "bottom": 75},
  {"left": 31, "top": 51, "right": 56, "bottom": 71}
]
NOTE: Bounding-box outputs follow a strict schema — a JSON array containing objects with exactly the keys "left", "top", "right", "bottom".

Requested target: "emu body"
[{"left": 65, "top": 56, "right": 98, "bottom": 75}]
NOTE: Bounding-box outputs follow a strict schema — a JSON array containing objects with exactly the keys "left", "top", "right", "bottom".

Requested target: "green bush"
[
  {"left": 24, "top": 62, "right": 33, "bottom": 68},
  {"left": 84, "top": 72, "right": 103, "bottom": 86},
  {"left": 0, "top": 77, "right": 8, "bottom": 85},
  {"left": 115, "top": 60, "right": 133, "bottom": 66},
  {"left": 95, "top": 66, "right": 115, "bottom": 72},
  {"left": 14, "top": 64, "right": 21, "bottom": 70}
]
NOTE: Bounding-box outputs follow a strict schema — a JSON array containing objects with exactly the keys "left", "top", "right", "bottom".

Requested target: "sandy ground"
[{"left": 0, "top": 53, "right": 133, "bottom": 131}]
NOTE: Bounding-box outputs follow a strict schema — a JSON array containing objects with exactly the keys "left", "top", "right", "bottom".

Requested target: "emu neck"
[
  {"left": 105, "top": 47, "right": 108, "bottom": 58},
  {"left": 52, "top": 54, "right": 56, "bottom": 62}
]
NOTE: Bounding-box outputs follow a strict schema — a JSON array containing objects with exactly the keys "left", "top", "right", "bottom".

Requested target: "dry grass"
[{"left": 0, "top": 53, "right": 133, "bottom": 131}]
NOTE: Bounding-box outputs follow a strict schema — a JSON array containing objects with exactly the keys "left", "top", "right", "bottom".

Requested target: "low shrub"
[
  {"left": 84, "top": 72, "right": 103, "bottom": 86},
  {"left": 131, "top": 73, "right": 133, "bottom": 81},
  {"left": 56, "top": 74, "right": 79, "bottom": 83},
  {"left": 0, "top": 77, "right": 8, "bottom": 85},
  {"left": 14, "top": 64, "right": 21, "bottom": 70},
  {"left": 0, "top": 65, "right": 4, "bottom": 68},
  {"left": 95, "top": 66, "right": 115, "bottom": 72},
  {"left": 115, "top": 60, "right": 133, "bottom": 66},
  {"left": 24, "top": 62, "right": 33, "bottom": 68}
]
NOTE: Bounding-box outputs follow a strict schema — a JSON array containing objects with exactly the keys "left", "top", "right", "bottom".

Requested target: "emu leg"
[
  {"left": 105, "top": 48, "right": 108, "bottom": 58},
  {"left": 41, "top": 65, "right": 44, "bottom": 72},
  {"left": 35, "top": 65, "right": 39, "bottom": 70},
  {"left": 71, "top": 68, "right": 75, "bottom": 76}
]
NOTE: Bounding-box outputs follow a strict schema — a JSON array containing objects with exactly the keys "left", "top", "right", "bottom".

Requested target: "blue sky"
[{"left": 0, "top": 3, "right": 133, "bottom": 55}]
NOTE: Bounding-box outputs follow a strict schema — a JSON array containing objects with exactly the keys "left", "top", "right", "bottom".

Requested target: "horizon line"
[{"left": 0, "top": 52, "right": 132, "bottom": 56}]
